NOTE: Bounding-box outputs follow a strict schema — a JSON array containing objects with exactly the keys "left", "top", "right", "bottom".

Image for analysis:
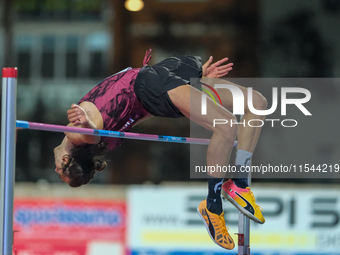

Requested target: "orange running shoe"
[
  {"left": 197, "top": 199, "right": 235, "bottom": 250},
  {"left": 221, "top": 179, "right": 265, "bottom": 224}
]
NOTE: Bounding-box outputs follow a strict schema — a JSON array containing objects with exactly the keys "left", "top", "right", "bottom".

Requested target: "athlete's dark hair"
[{"left": 61, "top": 140, "right": 108, "bottom": 187}]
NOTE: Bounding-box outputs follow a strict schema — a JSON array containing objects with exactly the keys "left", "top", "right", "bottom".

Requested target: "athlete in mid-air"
[{"left": 53, "top": 50, "right": 266, "bottom": 250}]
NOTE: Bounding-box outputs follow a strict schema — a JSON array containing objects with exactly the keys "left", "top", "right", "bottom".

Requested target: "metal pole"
[
  {"left": 236, "top": 115, "right": 251, "bottom": 255},
  {"left": 237, "top": 212, "right": 245, "bottom": 254},
  {"left": 1, "top": 67, "right": 17, "bottom": 255},
  {"left": 244, "top": 166, "right": 251, "bottom": 254},
  {"left": 237, "top": 168, "right": 251, "bottom": 255}
]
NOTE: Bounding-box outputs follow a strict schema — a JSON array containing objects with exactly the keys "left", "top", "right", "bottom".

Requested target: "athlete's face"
[
  {"left": 53, "top": 147, "right": 71, "bottom": 184},
  {"left": 55, "top": 165, "right": 71, "bottom": 184}
]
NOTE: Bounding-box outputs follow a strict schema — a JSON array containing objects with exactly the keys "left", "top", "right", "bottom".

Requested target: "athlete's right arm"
[{"left": 65, "top": 104, "right": 101, "bottom": 145}]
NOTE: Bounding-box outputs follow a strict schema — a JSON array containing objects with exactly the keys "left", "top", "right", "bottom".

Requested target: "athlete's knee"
[
  {"left": 213, "top": 114, "right": 238, "bottom": 142},
  {"left": 248, "top": 90, "right": 267, "bottom": 112}
]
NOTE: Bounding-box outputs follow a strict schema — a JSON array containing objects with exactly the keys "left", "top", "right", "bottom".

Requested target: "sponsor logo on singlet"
[{"left": 121, "top": 118, "right": 135, "bottom": 131}]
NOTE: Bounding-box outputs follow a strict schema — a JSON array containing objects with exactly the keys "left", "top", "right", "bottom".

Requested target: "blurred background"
[
  {"left": 1, "top": 0, "right": 340, "bottom": 185},
  {"left": 1, "top": 0, "right": 340, "bottom": 254}
]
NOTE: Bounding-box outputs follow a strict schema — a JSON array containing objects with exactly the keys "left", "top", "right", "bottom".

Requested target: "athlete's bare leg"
[
  {"left": 194, "top": 57, "right": 267, "bottom": 227},
  {"left": 168, "top": 84, "right": 237, "bottom": 249},
  {"left": 200, "top": 78, "right": 267, "bottom": 224},
  {"left": 201, "top": 78, "right": 267, "bottom": 153},
  {"left": 167, "top": 84, "right": 237, "bottom": 178}
]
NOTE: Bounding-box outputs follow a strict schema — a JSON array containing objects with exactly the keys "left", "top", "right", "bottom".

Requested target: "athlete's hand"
[
  {"left": 67, "top": 104, "right": 89, "bottom": 126},
  {"left": 202, "top": 56, "right": 233, "bottom": 78}
]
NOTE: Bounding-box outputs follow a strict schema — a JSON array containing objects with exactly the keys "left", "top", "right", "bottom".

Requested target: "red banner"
[{"left": 13, "top": 198, "right": 126, "bottom": 255}]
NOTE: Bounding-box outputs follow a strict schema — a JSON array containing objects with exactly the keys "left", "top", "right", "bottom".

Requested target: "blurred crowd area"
[{"left": 0, "top": 0, "right": 340, "bottom": 185}]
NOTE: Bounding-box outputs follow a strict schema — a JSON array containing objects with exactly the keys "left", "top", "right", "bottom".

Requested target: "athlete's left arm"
[
  {"left": 202, "top": 56, "right": 234, "bottom": 78},
  {"left": 65, "top": 103, "right": 101, "bottom": 145}
]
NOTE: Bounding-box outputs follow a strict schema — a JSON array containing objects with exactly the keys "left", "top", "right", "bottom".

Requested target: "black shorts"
[{"left": 134, "top": 55, "right": 202, "bottom": 118}]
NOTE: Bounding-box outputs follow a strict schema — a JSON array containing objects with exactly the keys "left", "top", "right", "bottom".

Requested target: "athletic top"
[{"left": 78, "top": 50, "right": 152, "bottom": 150}]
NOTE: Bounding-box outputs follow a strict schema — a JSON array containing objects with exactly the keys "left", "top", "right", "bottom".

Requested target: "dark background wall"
[{"left": 0, "top": 0, "right": 339, "bottom": 185}]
